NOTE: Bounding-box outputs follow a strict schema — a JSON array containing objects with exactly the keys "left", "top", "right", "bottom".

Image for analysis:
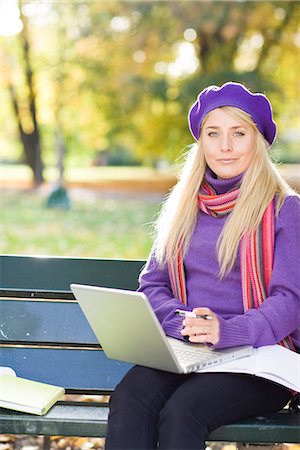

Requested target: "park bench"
[{"left": 0, "top": 254, "right": 299, "bottom": 449}]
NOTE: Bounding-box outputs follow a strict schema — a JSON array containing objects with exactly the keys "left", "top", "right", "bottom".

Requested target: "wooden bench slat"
[
  {"left": 0, "top": 255, "right": 145, "bottom": 291},
  {"left": 0, "top": 403, "right": 109, "bottom": 437},
  {"left": 208, "top": 410, "right": 300, "bottom": 443},
  {"left": 0, "top": 406, "right": 299, "bottom": 443},
  {"left": 1, "top": 299, "right": 98, "bottom": 344},
  {"left": 0, "top": 347, "right": 132, "bottom": 391}
]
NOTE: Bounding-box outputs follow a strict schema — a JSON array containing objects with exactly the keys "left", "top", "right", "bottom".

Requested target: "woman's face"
[{"left": 201, "top": 108, "right": 256, "bottom": 179}]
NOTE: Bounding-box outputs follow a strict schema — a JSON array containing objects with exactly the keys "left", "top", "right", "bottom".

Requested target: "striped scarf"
[{"left": 168, "top": 182, "right": 295, "bottom": 352}]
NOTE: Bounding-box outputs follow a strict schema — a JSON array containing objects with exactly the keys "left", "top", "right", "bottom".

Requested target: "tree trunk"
[
  {"left": 13, "top": 6, "right": 44, "bottom": 185},
  {"left": 8, "top": 84, "right": 44, "bottom": 186}
]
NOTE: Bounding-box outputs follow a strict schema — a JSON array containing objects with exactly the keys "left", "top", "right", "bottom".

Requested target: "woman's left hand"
[{"left": 180, "top": 307, "right": 220, "bottom": 345}]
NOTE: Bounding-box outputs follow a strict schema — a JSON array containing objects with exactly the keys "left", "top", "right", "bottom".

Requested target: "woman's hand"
[{"left": 180, "top": 307, "right": 220, "bottom": 345}]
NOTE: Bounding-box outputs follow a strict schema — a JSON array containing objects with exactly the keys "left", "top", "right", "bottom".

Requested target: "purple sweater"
[{"left": 138, "top": 171, "right": 300, "bottom": 350}]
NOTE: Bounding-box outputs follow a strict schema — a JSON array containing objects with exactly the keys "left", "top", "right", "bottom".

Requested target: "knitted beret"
[{"left": 188, "top": 82, "right": 277, "bottom": 145}]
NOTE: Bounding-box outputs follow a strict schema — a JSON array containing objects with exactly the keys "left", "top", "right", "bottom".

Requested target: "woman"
[{"left": 105, "top": 82, "right": 300, "bottom": 449}]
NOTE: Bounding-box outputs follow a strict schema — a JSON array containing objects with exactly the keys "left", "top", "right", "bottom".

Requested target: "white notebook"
[
  {"left": 0, "top": 371, "right": 65, "bottom": 415},
  {"left": 197, "top": 344, "right": 300, "bottom": 392},
  {"left": 0, "top": 367, "right": 16, "bottom": 377}
]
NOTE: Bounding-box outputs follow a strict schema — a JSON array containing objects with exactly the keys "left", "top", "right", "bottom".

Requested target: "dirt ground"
[
  {"left": 0, "top": 434, "right": 238, "bottom": 450},
  {"left": 1, "top": 435, "right": 300, "bottom": 450}
]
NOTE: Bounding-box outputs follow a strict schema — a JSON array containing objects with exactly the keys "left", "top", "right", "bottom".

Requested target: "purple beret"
[{"left": 188, "top": 82, "right": 277, "bottom": 145}]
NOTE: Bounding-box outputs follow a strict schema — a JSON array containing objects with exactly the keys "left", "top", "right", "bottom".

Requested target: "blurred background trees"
[{"left": 1, "top": 0, "right": 299, "bottom": 185}]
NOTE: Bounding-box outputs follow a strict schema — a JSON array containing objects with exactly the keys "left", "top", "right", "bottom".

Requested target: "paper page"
[
  {"left": 0, "top": 367, "right": 17, "bottom": 377},
  {"left": 197, "top": 345, "right": 300, "bottom": 392},
  {"left": 255, "top": 345, "right": 300, "bottom": 391}
]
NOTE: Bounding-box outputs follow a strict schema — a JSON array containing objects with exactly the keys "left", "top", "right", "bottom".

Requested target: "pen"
[{"left": 175, "top": 309, "right": 213, "bottom": 320}]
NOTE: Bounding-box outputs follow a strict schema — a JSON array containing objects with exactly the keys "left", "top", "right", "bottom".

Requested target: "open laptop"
[{"left": 71, "top": 284, "right": 253, "bottom": 374}]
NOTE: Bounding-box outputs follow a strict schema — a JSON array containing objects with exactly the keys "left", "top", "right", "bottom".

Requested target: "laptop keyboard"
[{"left": 168, "top": 337, "right": 218, "bottom": 366}]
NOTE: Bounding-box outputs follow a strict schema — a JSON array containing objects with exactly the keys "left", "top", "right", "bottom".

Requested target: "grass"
[
  {"left": 1, "top": 189, "right": 162, "bottom": 259},
  {"left": 2, "top": 163, "right": 298, "bottom": 258}
]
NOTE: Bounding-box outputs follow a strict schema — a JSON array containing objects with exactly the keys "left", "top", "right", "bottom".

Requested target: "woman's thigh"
[
  {"left": 106, "top": 365, "right": 191, "bottom": 449},
  {"left": 159, "top": 372, "right": 292, "bottom": 438},
  {"left": 110, "top": 365, "right": 188, "bottom": 405},
  {"left": 107, "top": 367, "right": 292, "bottom": 449}
]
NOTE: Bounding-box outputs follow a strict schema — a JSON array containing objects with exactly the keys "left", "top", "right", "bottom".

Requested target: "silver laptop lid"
[{"left": 71, "top": 284, "right": 183, "bottom": 373}]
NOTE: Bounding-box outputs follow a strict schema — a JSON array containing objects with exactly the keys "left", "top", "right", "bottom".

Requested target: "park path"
[{"left": 2, "top": 164, "right": 299, "bottom": 194}]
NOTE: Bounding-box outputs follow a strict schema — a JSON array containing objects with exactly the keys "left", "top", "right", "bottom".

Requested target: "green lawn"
[
  {"left": 2, "top": 163, "right": 298, "bottom": 258},
  {"left": 1, "top": 189, "right": 161, "bottom": 259}
]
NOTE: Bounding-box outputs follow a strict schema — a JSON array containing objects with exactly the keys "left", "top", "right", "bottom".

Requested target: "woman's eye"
[
  {"left": 234, "top": 131, "right": 245, "bottom": 136},
  {"left": 208, "top": 131, "right": 219, "bottom": 137}
]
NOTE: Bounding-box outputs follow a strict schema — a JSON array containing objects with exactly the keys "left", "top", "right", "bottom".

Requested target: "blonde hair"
[{"left": 153, "top": 106, "right": 295, "bottom": 277}]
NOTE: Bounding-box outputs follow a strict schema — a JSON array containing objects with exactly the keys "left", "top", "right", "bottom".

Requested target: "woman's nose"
[{"left": 220, "top": 135, "right": 233, "bottom": 152}]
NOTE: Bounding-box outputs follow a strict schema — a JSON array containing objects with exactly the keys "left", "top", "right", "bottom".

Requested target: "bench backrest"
[{"left": 0, "top": 255, "right": 146, "bottom": 394}]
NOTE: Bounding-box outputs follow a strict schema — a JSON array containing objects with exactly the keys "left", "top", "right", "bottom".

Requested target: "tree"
[
  {"left": 80, "top": 1, "right": 300, "bottom": 161},
  {"left": 3, "top": 1, "right": 299, "bottom": 170},
  {"left": 7, "top": 6, "right": 44, "bottom": 184}
]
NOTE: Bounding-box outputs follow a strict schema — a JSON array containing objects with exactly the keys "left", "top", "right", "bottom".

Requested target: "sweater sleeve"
[
  {"left": 214, "top": 195, "right": 300, "bottom": 350},
  {"left": 137, "top": 251, "right": 190, "bottom": 340}
]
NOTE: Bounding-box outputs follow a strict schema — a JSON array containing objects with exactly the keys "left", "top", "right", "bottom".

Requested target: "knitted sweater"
[{"left": 138, "top": 171, "right": 300, "bottom": 350}]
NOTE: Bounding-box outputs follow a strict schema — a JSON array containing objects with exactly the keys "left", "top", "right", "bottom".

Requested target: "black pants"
[{"left": 105, "top": 365, "right": 292, "bottom": 450}]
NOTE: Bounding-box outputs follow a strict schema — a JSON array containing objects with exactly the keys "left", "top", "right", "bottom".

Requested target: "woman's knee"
[
  {"left": 110, "top": 365, "right": 184, "bottom": 413},
  {"left": 158, "top": 394, "right": 208, "bottom": 450},
  {"left": 110, "top": 366, "right": 152, "bottom": 410},
  {"left": 159, "top": 386, "right": 209, "bottom": 433}
]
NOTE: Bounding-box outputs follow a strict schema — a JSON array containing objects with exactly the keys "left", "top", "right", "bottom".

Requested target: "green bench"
[{"left": 0, "top": 254, "right": 299, "bottom": 448}]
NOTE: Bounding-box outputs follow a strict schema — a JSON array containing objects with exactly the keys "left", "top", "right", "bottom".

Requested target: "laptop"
[{"left": 71, "top": 284, "right": 253, "bottom": 374}]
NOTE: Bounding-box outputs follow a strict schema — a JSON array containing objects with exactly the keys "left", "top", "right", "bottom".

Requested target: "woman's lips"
[{"left": 217, "top": 158, "right": 237, "bottom": 163}]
